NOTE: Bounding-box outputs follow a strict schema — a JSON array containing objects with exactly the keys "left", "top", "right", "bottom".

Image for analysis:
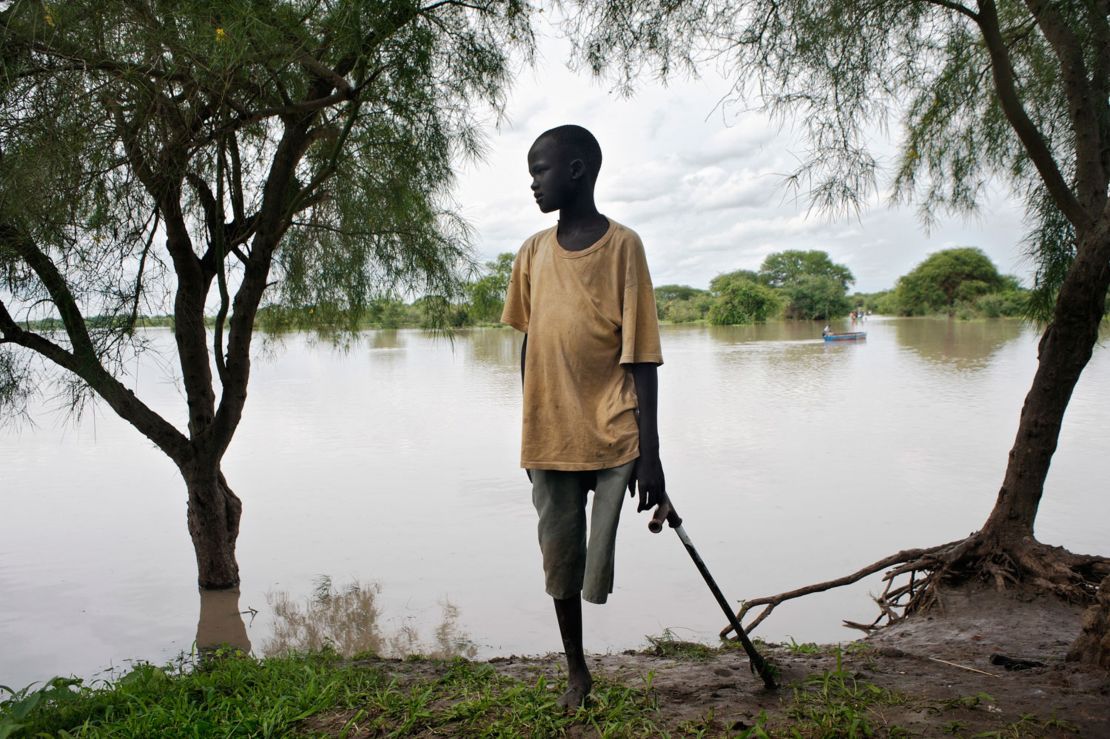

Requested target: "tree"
[
  {"left": 655, "top": 284, "right": 712, "bottom": 322},
  {"left": 565, "top": 0, "right": 1110, "bottom": 665},
  {"left": 758, "top": 250, "right": 854, "bottom": 292},
  {"left": 0, "top": 1, "right": 530, "bottom": 589},
  {"left": 466, "top": 252, "right": 515, "bottom": 324},
  {"left": 782, "top": 274, "right": 852, "bottom": 320},
  {"left": 708, "top": 268, "right": 760, "bottom": 294},
  {"left": 755, "top": 250, "right": 855, "bottom": 319},
  {"left": 708, "top": 275, "right": 780, "bottom": 324},
  {"left": 655, "top": 284, "right": 705, "bottom": 303},
  {"left": 894, "top": 247, "right": 1005, "bottom": 315}
]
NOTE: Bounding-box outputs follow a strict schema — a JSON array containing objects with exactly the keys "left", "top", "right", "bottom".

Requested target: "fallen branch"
[{"left": 721, "top": 541, "right": 961, "bottom": 638}]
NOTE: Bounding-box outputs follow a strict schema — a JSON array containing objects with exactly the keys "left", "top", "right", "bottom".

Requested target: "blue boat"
[{"left": 823, "top": 331, "right": 867, "bottom": 342}]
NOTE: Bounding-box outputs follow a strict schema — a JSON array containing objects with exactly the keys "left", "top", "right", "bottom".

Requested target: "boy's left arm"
[{"left": 628, "top": 362, "right": 665, "bottom": 512}]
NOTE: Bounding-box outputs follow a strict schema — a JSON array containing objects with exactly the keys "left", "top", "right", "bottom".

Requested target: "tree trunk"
[
  {"left": 1068, "top": 574, "right": 1110, "bottom": 669},
  {"left": 185, "top": 468, "right": 243, "bottom": 589},
  {"left": 981, "top": 225, "right": 1110, "bottom": 546}
]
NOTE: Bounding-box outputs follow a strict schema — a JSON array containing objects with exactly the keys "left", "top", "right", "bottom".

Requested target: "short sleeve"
[
  {"left": 619, "top": 237, "right": 663, "bottom": 366},
  {"left": 500, "top": 242, "right": 531, "bottom": 332}
]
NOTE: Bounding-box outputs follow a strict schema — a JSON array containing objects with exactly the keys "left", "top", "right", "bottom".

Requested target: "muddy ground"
[
  {"left": 341, "top": 586, "right": 1110, "bottom": 736},
  {"left": 534, "top": 586, "right": 1108, "bottom": 736}
]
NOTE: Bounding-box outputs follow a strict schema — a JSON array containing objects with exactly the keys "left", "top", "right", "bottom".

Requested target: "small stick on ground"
[{"left": 928, "top": 656, "right": 1001, "bottom": 678}]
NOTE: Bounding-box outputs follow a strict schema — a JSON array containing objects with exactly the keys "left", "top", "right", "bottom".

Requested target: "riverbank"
[{"left": 3, "top": 586, "right": 1106, "bottom": 737}]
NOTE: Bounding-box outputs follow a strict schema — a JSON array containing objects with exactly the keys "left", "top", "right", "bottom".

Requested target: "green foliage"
[
  {"left": 758, "top": 250, "right": 854, "bottom": 291},
  {"left": 465, "top": 252, "right": 514, "bottom": 324},
  {"left": 655, "top": 284, "right": 712, "bottom": 323},
  {"left": 893, "top": 248, "right": 1006, "bottom": 315},
  {"left": 784, "top": 637, "right": 822, "bottom": 655},
  {"left": 746, "top": 250, "right": 855, "bottom": 319},
  {"left": 0, "top": 0, "right": 532, "bottom": 417},
  {"left": 644, "top": 629, "right": 719, "bottom": 661},
  {"left": 655, "top": 284, "right": 705, "bottom": 303},
  {"left": 782, "top": 274, "right": 852, "bottom": 320},
  {"left": 0, "top": 656, "right": 666, "bottom": 738},
  {"left": 973, "top": 289, "right": 1028, "bottom": 319},
  {"left": 709, "top": 269, "right": 761, "bottom": 293},
  {"left": 708, "top": 277, "right": 781, "bottom": 324},
  {"left": 787, "top": 649, "right": 906, "bottom": 737}
]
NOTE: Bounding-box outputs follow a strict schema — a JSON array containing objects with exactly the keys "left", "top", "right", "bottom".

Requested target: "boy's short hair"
[{"left": 537, "top": 125, "right": 602, "bottom": 181}]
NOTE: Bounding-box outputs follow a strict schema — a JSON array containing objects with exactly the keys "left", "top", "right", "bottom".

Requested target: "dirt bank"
[
  {"left": 344, "top": 586, "right": 1109, "bottom": 736},
  {"left": 572, "top": 586, "right": 1108, "bottom": 736}
]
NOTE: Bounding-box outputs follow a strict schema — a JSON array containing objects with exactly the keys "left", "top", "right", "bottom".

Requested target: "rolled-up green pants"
[{"left": 530, "top": 460, "right": 636, "bottom": 604}]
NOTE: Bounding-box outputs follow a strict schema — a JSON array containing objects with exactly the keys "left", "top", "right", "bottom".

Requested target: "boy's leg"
[
  {"left": 531, "top": 470, "right": 592, "bottom": 708},
  {"left": 553, "top": 595, "right": 591, "bottom": 709},
  {"left": 582, "top": 460, "right": 636, "bottom": 605}
]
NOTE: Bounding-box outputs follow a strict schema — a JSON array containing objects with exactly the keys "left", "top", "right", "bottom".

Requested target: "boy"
[{"left": 501, "top": 125, "right": 666, "bottom": 709}]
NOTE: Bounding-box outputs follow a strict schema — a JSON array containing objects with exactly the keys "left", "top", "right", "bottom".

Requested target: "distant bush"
[
  {"left": 708, "top": 279, "right": 781, "bottom": 324},
  {"left": 655, "top": 284, "right": 712, "bottom": 323},
  {"left": 973, "top": 290, "right": 1028, "bottom": 318}
]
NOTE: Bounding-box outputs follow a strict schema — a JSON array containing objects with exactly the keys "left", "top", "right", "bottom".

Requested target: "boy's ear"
[{"left": 568, "top": 157, "right": 586, "bottom": 180}]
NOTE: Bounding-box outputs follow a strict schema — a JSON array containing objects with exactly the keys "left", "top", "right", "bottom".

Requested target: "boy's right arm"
[
  {"left": 521, "top": 334, "right": 532, "bottom": 483},
  {"left": 520, "top": 334, "right": 527, "bottom": 384}
]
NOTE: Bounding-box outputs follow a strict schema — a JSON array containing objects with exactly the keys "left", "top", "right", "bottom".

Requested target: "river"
[{"left": 2, "top": 318, "right": 1107, "bottom": 688}]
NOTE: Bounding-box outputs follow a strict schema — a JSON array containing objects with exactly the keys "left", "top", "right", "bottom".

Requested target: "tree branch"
[
  {"left": 1023, "top": 0, "right": 1107, "bottom": 214},
  {"left": 0, "top": 240, "right": 190, "bottom": 461},
  {"left": 920, "top": 0, "right": 979, "bottom": 22},
  {"left": 975, "top": 0, "right": 1090, "bottom": 230},
  {"left": 126, "top": 208, "right": 160, "bottom": 332}
]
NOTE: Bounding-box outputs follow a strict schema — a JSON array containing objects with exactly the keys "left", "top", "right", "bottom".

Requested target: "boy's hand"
[
  {"left": 629, "top": 452, "right": 665, "bottom": 513},
  {"left": 628, "top": 361, "right": 665, "bottom": 513}
]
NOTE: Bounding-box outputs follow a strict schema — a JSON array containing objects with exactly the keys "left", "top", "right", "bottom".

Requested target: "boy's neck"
[{"left": 556, "top": 196, "right": 608, "bottom": 252}]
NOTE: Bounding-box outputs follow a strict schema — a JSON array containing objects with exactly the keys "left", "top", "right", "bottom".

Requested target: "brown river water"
[{"left": 2, "top": 318, "right": 1108, "bottom": 688}]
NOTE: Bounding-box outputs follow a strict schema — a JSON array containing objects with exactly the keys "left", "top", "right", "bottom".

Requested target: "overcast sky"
[{"left": 454, "top": 31, "right": 1030, "bottom": 295}]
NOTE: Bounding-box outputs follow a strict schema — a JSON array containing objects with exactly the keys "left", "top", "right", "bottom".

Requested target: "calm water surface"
[{"left": 2, "top": 319, "right": 1108, "bottom": 687}]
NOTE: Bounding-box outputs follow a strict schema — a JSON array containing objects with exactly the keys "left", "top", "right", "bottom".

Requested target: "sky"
[{"left": 454, "top": 30, "right": 1031, "bottom": 295}]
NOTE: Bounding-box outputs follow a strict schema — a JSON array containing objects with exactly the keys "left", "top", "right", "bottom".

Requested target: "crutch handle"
[{"left": 648, "top": 496, "right": 683, "bottom": 532}]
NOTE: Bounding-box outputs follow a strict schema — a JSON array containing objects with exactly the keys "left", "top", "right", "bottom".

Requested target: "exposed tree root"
[{"left": 720, "top": 533, "right": 1110, "bottom": 640}]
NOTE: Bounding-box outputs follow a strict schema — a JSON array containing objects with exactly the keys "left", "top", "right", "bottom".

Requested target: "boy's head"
[{"left": 527, "top": 125, "right": 603, "bottom": 213}]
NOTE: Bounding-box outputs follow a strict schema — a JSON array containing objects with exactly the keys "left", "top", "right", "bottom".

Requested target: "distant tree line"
[
  {"left": 661, "top": 247, "right": 1041, "bottom": 325},
  {"left": 62, "top": 246, "right": 1056, "bottom": 333},
  {"left": 659, "top": 249, "right": 856, "bottom": 325},
  {"left": 856, "top": 248, "right": 1030, "bottom": 320}
]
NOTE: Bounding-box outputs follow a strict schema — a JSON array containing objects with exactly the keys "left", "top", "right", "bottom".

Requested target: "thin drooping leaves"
[
  {"left": 0, "top": 0, "right": 533, "bottom": 585},
  {"left": 560, "top": 1, "right": 1099, "bottom": 299}
]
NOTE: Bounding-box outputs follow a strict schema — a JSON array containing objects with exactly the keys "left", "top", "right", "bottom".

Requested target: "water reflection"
[
  {"left": 707, "top": 320, "right": 828, "bottom": 345},
  {"left": 369, "top": 329, "right": 405, "bottom": 350},
  {"left": 893, "top": 318, "right": 1026, "bottom": 370},
  {"left": 465, "top": 327, "right": 520, "bottom": 367},
  {"left": 196, "top": 588, "right": 252, "bottom": 656},
  {"left": 261, "top": 576, "right": 476, "bottom": 659}
]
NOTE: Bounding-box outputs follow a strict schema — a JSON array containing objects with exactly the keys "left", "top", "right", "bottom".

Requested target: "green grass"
[
  {"left": 643, "top": 629, "right": 722, "bottom": 661},
  {"left": 0, "top": 651, "right": 667, "bottom": 738},
  {"left": 784, "top": 637, "right": 822, "bottom": 655},
  {"left": 785, "top": 649, "right": 908, "bottom": 738},
  {"left": 3, "top": 642, "right": 1079, "bottom": 738}
]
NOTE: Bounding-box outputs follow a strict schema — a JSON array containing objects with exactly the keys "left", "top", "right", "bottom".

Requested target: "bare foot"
[{"left": 557, "top": 673, "right": 592, "bottom": 711}]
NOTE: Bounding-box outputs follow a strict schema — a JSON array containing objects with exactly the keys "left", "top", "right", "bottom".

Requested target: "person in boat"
[
  {"left": 822, "top": 324, "right": 830, "bottom": 337},
  {"left": 501, "top": 124, "right": 666, "bottom": 710}
]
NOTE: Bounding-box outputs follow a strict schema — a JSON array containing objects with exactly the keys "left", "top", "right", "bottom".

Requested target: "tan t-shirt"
[{"left": 501, "top": 219, "right": 663, "bottom": 471}]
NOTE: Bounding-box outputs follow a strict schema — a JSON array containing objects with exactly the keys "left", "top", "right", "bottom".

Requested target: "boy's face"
[{"left": 527, "top": 136, "right": 579, "bottom": 214}]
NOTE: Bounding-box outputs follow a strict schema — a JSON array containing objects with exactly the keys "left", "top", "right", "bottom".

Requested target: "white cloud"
[{"left": 458, "top": 31, "right": 1029, "bottom": 294}]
